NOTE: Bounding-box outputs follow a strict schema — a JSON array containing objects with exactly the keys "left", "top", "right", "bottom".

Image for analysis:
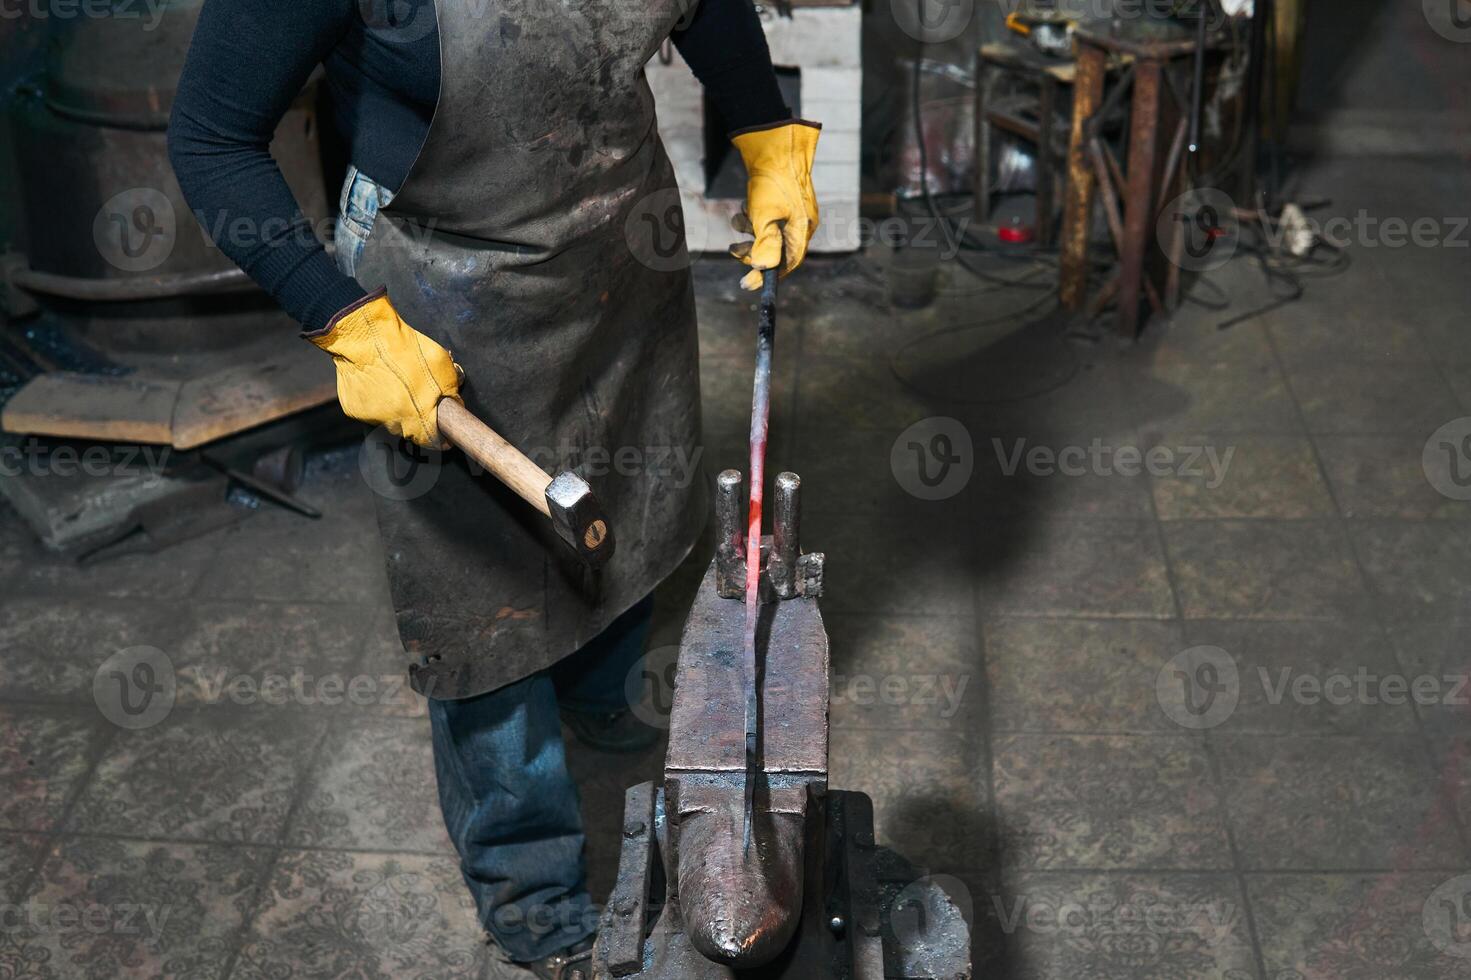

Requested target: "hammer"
[{"left": 435, "top": 398, "right": 615, "bottom": 569}]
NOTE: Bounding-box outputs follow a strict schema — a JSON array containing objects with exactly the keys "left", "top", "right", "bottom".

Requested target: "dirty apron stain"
[{"left": 353, "top": 0, "right": 707, "bottom": 700}]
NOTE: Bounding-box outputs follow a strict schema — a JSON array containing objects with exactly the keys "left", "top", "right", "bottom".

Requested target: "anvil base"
[{"left": 591, "top": 786, "right": 971, "bottom": 980}]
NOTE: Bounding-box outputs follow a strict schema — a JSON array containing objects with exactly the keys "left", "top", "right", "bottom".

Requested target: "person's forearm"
[
  {"left": 672, "top": 0, "right": 790, "bottom": 133},
  {"left": 168, "top": 118, "right": 365, "bottom": 330},
  {"left": 167, "top": 0, "right": 364, "bottom": 332}
]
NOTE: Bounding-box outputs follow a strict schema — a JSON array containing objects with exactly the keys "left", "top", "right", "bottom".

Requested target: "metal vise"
[{"left": 591, "top": 471, "right": 971, "bottom": 980}]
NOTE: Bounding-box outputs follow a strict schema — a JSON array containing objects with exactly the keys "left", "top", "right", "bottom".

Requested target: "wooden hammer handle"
[{"left": 436, "top": 398, "right": 552, "bottom": 517}]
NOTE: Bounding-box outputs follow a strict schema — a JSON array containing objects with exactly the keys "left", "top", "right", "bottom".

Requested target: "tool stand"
[{"left": 591, "top": 470, "right": 971, "bottom": 980}]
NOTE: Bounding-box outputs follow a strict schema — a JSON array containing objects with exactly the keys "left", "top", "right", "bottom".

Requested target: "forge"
[{"left": 591, "top": 469, "right": 972, "bottom": 980}]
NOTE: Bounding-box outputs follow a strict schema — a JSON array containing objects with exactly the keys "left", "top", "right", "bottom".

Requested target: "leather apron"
[{"left": 353, "top": 0, "right": 707, "bottom": 700}]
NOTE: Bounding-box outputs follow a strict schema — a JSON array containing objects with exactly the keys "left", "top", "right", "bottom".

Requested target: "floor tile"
[
  {"left": 1418, "top": 305, "right": 1471, "bottom": 363},
  {"left": 1438, "top": 363, "right": 1471, "bottom": 416},
  {"left": 171, "top": 602, "right": 375, "bottom": 709},
  {"left": 804, "top": 511, "right": 975, "bottom": 616},
  {"left": 996, "top": 872, "right": 1257, "bottom": 980},
  {"left": 951, "top": 356, "right": 1135, "bottom": 439},
  {"left": 0, "top": 706, "right": 102, "bottom": 832},
  {"left": 67, "top": 709, "right": 324, "bottom": 844},
  {"left": 1180, "top": 620, "right": 1416, "bottom": 734},
  {"left": 0, "top": 832, "right": 44, "bottom": 901},
  {"left": 791, "top": 424, "right": 978, "bottom": 520},
  {"left": 1268, "top": 308, "right": 1429, "bottom": 367},
  {"left": 991, "top": 734, "right": 1231, "bottom": 870},
  {"left": 976, "top": 520, "right": 1174, "bottom": 619},
  {"left": 18, "top": 835, "right": 268, "bottom": 980},
  {"left": 190, "top": 485, "right": 390, "bottom": 605},
  {"left": 1316, "top": 433, "right": 1471, "bottom": 519},
  {"left": 1149, "top": 433, "right": 1334, "bottom": 519},
  {"left": 1164, "top": 520, "right": 1369, "bottom": 620},
  {"left": 969, "top": 430, "right": 1156, "bottom": 519},
  {"left": 1248, "top": 872, "right": 1471, "bottom": 979},
  {"left": 830, "top": 726, "right": 991, "bottom": 870},
  {"left": 0, "top": 597, "right": 185, "bottom": 703},
  {"left": 353, "top": 605, "right": 431, "bottom": 720},
  {"left": 1350, "top": 520, "right": 1471, "bottom": 621},
  {"left": 232, "top": 850, "right": 487, "bottom": 980},
  {"left": 1289, "top": 361, "right": 1461, "bottom": 435},
  {"left": 699, "top": 350, "right": 798, "bottom": 447},
  {"left": 1427, "top": 737, "right": 1471, "bottom": 851},
  {"left": 0, "top": 510, "right": 219, "bottom": 602},
  {"left": 1213, "top": 734, "right": 1465, "bottom": 870},
  {"left": 695, "top": 283, "right": 774, "bottom": 361},
  {"left": 985, "top": 618, "right": 1186, "bottom": 733},
  {"left": 1117, "top": 330, "right": 1301, "bottom": 434},
  {"left": 826, "top": 615, "right": 981, "bottom": 732},
  {"left": 1390, "top": 623, "right": 1471, "bottom": 734},
  {"left": 286, "top": 716, "right": 450, "bottom": 852}
]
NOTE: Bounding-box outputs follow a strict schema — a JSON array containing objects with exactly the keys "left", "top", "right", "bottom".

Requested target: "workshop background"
[{"left": 2, "top": 0, "right": 1471, "bottom": 978}]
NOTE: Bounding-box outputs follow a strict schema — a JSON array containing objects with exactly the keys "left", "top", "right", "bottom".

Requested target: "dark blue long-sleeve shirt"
[{"left": 168, "top": 0, "right": 788, "bottom": 331}]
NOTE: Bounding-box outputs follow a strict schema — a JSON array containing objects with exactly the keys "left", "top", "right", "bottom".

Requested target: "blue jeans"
[
  {"left": 428, "top": 596, "right": 655, "bottom": 962},
  {"left": 335, "top": 164, "right": 394, "bottom": 277}
]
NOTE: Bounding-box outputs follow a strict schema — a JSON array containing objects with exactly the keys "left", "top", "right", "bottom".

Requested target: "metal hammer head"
[{"left": 545, "top": 471, "right": 615, "bottom": 569}]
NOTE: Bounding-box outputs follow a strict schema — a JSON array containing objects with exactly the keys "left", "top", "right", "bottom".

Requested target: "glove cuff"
[
  {"left": 728, "top": 118, "right": 822, "bottom": 140},
  {"left": 303, "top": 285, "right": 388, "bottom": 342}
]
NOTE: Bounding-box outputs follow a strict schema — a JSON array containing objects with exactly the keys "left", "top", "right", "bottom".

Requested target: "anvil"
[{"left": 590, "top": 470, "right": 971, "bottom": 980}]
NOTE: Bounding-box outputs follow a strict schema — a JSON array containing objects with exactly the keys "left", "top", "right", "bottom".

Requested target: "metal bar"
[
  {"left": 7, "top": 261, "right": 254, "bottom": 302},
  {"left": 742, "top": 268, "right": 779, "bottom": 854},
  {"left": 770, "top": 472, "right": 800, "bottom": 599},
  {"left": 973, "top": 65, "right": 994, "bottom": 226},
  {"left": 1059, "top": 42, "right": 1107, "bottom": 309},
  {"left": 1189, "top": 9, "right": 1208, "bottom": 153},
  {"left": 600, "top": 782, "right": 657, "bottom": 978},
  {"left": 1117, "top": 58, "right": 1164, "bottom": 338},
  {"left": 715, "top": 468, "right": 745, "bottom": 597}
]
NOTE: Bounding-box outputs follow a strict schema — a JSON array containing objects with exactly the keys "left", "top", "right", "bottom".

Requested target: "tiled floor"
[{"left": 4, "top": 157, "right": 1471, "bottom": 980}]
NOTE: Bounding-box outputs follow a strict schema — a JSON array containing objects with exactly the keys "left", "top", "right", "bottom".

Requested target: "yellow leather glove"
[
  {"left": 729, "top": 120, "right": 821, "bottom": 291},
  {"left": 306, "top": 288, "right": 461, "bottom": 447}
]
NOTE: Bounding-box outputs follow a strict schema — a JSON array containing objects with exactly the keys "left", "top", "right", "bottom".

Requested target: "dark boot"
[
  {"left": 519, "top": 938, "right": 594, "bottom": 980},
  {"left": 561, "top": 708, "right": 659, "bottom": 753}
]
